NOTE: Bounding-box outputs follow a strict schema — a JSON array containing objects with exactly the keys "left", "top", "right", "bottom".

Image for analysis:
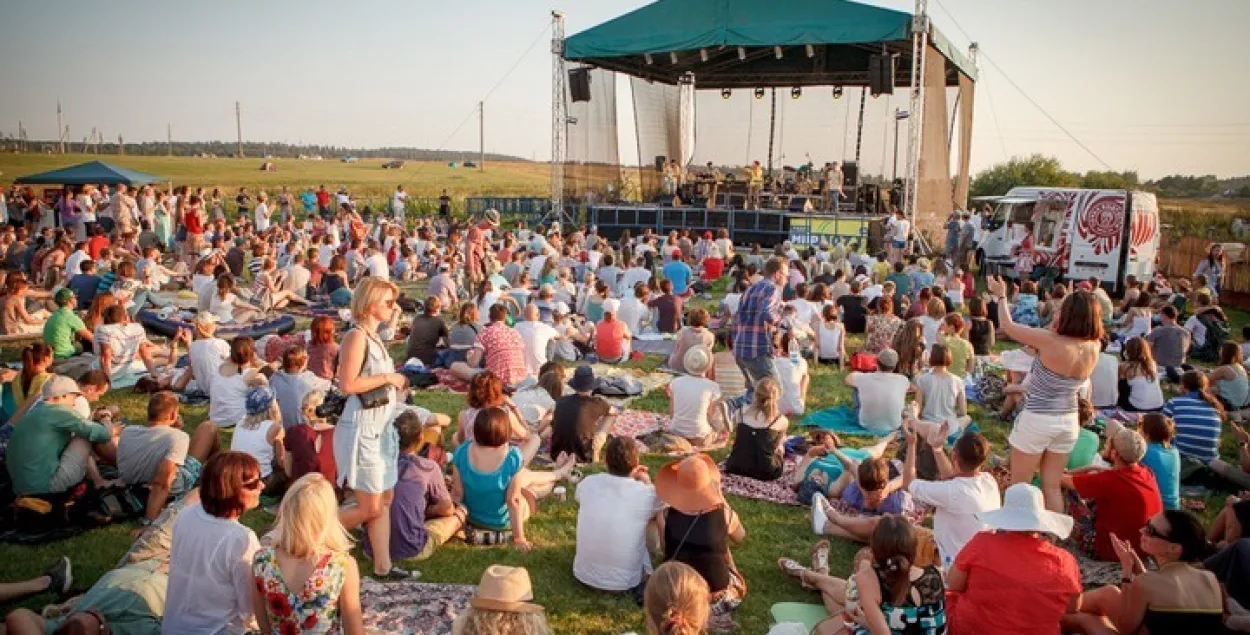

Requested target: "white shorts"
[{"left": 1008, "top": 409, "right": 1080, "bottom": 455}]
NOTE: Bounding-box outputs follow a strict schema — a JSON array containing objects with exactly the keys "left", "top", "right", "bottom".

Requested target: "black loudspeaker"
[
  {"left": 841, "top": 161, "right": 859, "bottom": 188},
  {"left": 789, "top": 196, "right": 815, "bottom": 212},
  {"left": 869, "top": 55, "right": 894, "bottom": 95},
  {"left": 654, "top": 156, "right": 667, "bottom": 172},
  {"left": 569, "top": 68, "right": 591, "bottom": 102},
  {"left": 861, "top": 184, "right": 879, "bottom": 213}
]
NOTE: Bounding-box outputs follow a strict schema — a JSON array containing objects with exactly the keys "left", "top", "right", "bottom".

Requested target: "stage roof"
[
  {"left": 14, "top": 161, "right": 165, "bottom": 186},
  {"left": 564, "top": 0, "right": 976, "bottom": 88}
]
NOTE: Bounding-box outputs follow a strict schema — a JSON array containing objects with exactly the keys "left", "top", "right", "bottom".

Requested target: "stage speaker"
[
  {"left": 861, "top": 184, "right": 879, "bottom": 214},
  {"left": 654, "top": 155, "right": 667, "bottom": 172},
  {"left": 869, "top": 54, "right": 894, "bottom": 95},
  {"left": 789, "top": 196, "right": 815, "bottom": 212},
  {"left": 842, "top": 161, "right": 859, "bottom": 188},
  {"left": 652, "top": 193, "right": 675, "bottom": 206},
  {"left": 569, "top": 68, "right": 591, "bottom": 102}
]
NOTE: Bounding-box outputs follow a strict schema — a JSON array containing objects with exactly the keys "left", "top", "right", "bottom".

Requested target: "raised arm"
[{"left": 988, "top": 275, "right": 1052, "bottom": 349}]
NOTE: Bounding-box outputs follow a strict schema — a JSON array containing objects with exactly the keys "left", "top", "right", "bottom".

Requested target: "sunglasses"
[
  {"left": 1142, "top": 522, "right": 1171, "bottom": 541},
  {"left": 242, "top": 477, "right": 263, "bottom": 491}
]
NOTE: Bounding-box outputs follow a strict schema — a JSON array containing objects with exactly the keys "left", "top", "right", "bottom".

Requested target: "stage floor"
[{"left": 587, "top": 204, "right": 885, "bottom": 248}]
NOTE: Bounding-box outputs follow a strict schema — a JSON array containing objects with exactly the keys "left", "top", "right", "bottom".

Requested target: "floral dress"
[
  {"left": 253, "top": 547, "right": 348, "bottom": 635},
  {"left": 863, "top": 314, "right": 904, "bottom": 354}
]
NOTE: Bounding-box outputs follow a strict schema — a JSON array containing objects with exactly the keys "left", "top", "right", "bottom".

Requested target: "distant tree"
[
  {"left": 1239, "top": 184, "right": 1250, "bottom": 199},
  {"left": 1149, "top": 174, "right": 1221, "bottom": 198},
  {"left": 1080, "top": 170, "right": 1139, "bottom": 190},
  {"left": 969, "top": 154, "right": 1080, "bottom": 197}
]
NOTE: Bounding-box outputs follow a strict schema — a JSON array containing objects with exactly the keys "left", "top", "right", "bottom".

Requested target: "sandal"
[
  {"left": 811, "top": 540, "right": 831, "bottom": 576},
  {"left": 372, "top": 566, "right": 421, "bottom": 581},
  {"left": 777, "top": 558, "right": 813, "bottom": 590}
]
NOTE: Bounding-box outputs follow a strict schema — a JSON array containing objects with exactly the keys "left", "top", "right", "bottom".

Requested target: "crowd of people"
[{"left": 0, "top": 179, "right": 1249, "bottom": 634}]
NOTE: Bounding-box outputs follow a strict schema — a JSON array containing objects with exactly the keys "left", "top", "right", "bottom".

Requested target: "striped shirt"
[
  {"left": 1161, "top": 392, "right": 1223, "bottom": 463},
  {"left": 731, "top": 279, "right": 781, "bottom": 361}
]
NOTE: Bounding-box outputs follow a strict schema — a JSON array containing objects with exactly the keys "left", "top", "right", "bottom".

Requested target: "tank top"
[
  {"left": 724, "top": 413, "right": 785, "bottom": 481},
  {"left": 1218, "top": 364, "right": 1250, "bottom": 409},
  {"left": 231, "top": 419, "right": 276, "bottom": 477},
  {"left": 817, "top": 321, "right": 843, "bottom": 360},
  {"left": 969, "top": 318, "right": 993, "bottom": 355},
  {"left": 1024, "top": 357, "right": 1086, "bottom": 415},
  {"left": 663, "top": 507, "right": 732, "bottom": 592}
]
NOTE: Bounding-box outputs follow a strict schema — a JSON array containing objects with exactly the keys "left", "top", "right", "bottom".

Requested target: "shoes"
[
  {"left": 811, "top": 493, "right": 829, "bottom": 535},
  {"left": 44, "top": 557, "right": 72, "bottom": 595},
  {"left": 811, "top": 540, "right": 831, "bottom": 576},
  {"left": 372, "top": 567, "right": 421, "bottom": 581}
]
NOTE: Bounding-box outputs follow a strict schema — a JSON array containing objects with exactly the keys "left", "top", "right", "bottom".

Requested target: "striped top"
[
  {"left": 1161, "top": 392, "right": 1223, "bottom": 464},
  {"left": 1024, "top": 357, "right": 1086, "bottom": 415}
]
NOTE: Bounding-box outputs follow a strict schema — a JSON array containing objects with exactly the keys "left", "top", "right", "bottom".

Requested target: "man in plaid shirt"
[{"left": 731, "top": 257, "right": 789, "bottom": 401}]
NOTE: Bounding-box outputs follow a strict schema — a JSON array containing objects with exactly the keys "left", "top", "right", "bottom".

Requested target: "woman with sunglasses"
[
  {"left": 1063, "top": 509, "right": 1223, "bottom": 635},
  {"left": 162, "top": 452, "right": 263, "bottom": 634},
  {"left": 334, "top": 277, "right": 413, "bottom": 580}
]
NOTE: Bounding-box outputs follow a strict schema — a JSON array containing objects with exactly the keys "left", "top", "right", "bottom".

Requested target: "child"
[
  {"left": 283, "top": 389, "right": 338, "bottom": 486},
  {"left": 230, "top": 384, "right": 287, "bottom": 495},
  {"left": 815, "top": 304, "right": 845, "bottom": 368},
  {"left": 809, "top": 435, "right": 915, "bottom": 544},
  {"left": 912, "top": 343, "right": 971, "bottom": 442},
  {"left": 772, "top": 332, "right": 810, "bottom": 416},
  {"left": 939, "top": 313, "right": 974, "bottom": 377},
  {"left": 967, "top": 297, "right": 995, "bottom": 365},
  {"left": 1008, "top": 280, "right": 1041, "bottom": 328},
  {"left": 1139, "top": 412, "right": 1180, "bottom": 511}
]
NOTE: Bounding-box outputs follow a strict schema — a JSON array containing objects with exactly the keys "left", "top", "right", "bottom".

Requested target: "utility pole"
[
  {"left": 117, "top": 134, "right": 124, "bottom": 155},
  {"left": 56, "top": 99, "right": 65, "bottom": 154},
  {"left": 479, "top": 101, "right": 485, "bottom": 171},
  {"left": 167, "top": 123, "right": 173, "bottom": 156},
  {"left": 235, "top": 101, "right": 243, "bottom": 158}
]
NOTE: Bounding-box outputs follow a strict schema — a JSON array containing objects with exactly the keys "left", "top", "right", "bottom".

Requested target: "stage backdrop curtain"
[
  {"left": 565, "top": 67, "right": 622, "bottom": 203},
  {"left": 631, "top": 77, "right": 683, "bottom": 200},
  {"left": 953, "top": 72, "right": 975, "bottom": 210},
  {"left": 915, "top": 43, "right": 953, "bottom": 243}
]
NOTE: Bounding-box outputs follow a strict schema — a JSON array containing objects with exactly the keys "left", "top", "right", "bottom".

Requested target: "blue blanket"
[{"left": 800, "top": 405, "right": 890, "bottom": 436}]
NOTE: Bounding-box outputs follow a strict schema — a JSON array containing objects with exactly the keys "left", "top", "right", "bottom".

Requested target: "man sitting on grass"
[
  {"left": 6, "top": 377, "right": 119, "bottom": 497},
  {"left": 574, "top": 435, "right": 661, "bottom": 596},
  {"left": 117, "top": 391, "right": 221, "bottom": 524},
  {"left": 376, "top": 408, "right": 465, "bottom": 562}
]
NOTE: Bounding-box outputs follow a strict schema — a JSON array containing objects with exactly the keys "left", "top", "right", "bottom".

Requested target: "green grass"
[{"left": 3, "top": 292, "right": 1250, "bottom": 634}]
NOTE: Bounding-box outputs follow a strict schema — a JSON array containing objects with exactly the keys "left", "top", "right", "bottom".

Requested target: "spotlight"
[
  {"left": 737, "top": 46, "right": 746, "bottom": 61},
  {"left": 832, "top": 86, "right": 844, "bottom": 99},
  {"left": 700, "top": 48, "right": 709, "bottom": 62},
  {"left": 774, "top": 45, "right": 783, "bottom": 59},
  {"left": 805, "top": 44, "right": 815, "bottom": 58},
  {"left": 791, "top": 87, "right": 802, "bottom": 99},
  {"left": 670, "top": 51, "right": 678, "bottom": 65},
  {"left": 721, "top": 87, "right": 732, "bottom": 100},
  {"left": 754, "top": 87, "right": 766, "bottom": 100},
  {"left": 644, "top": 53, "right": 654, "bottom": 65}
]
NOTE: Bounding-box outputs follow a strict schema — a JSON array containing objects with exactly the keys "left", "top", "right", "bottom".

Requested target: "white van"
[{"left": 977, "top": 187, "right": 1160, "bottom": 291}]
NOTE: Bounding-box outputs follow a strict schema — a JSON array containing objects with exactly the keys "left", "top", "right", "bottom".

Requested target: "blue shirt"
[
  {"left": 68, "top": 273, "right": 101, "bottom": 310},
  {"left": 1162, "top": 392, "right": 1223, "bottom": 463},
  {"left": 451, "top": 442, "right": 523, "bottom": 531},
  {"left": 1142, "top": 443, "right": 1180, "bottom": 510},
  {"left": 662, "top": 260, "right": 693, "bottom": 295},
  {"left": 732, "top": 279, "right": 782, "bottom": 361}
]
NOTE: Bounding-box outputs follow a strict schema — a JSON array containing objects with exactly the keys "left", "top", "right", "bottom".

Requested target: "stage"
[{"left": 588, "top": 204, "right": 885, "bottom": 250}]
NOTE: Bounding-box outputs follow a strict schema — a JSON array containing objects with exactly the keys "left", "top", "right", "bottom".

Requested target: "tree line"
[
  {"left": 0, "top": 139, "right": 527, "bottom": 163},
  {"left": 969, "top": 154, "right": 1250, "bottom": 199}
]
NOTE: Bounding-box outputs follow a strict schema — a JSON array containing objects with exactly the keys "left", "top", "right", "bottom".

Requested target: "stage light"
[
  {"left": 754, "top": 87, "right": 766, "bottom": 100},
  {"left": 774, "top": 46, "right": 783, "bottom": 59},
  {"left": 721, "top": 88, "right": 732, "bottom": 100},
  {"left": 738, "top": 46, "right": 746, "bottom": 60},
  {"left": 832, "top": 86, "right": 844, "bottom": 99},
  {"left": 644, "top": 53, "right": 654, "bottom": 65},
  {"left": 670, "top": 51, "right": 678, "bottom": 65},
  {"left": 805, "top": 44, "right": 815, "bottom": 58},
  {"left": 700, "top": 48, "right": 709, "bottom": 62},
  {"left": 791, "top": 87, "right": 802, "bottom": 99}
]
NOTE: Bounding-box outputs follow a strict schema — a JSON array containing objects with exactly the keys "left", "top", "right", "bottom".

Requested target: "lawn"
[{"left": 1, "top": 280, "right": 1248, "bottom": 634}]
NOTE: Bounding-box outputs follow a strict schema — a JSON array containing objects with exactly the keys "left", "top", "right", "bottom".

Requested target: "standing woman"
[
  {"left": 138, "top": 185, "right": 156, "bottom": 232},
  {"left": 988, "top": 275, "right": 1102, "bottom": 513},
  {"left": 154, "top": 190, "right": 172, "bottom": 250},
  {"left": 334, "top": 277, "right": 414, "bottom": 579},
  {"left": 1194, "top": 244, "right": 1225, "bottom": 298}
]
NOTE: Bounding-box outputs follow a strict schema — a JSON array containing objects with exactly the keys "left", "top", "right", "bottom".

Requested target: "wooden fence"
[{"left": 1157, "top": 233, "right": 1250, "bottom": 308}]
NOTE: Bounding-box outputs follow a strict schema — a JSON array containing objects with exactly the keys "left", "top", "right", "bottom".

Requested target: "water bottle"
[{"left": 788, "top": 336, "right": 801, "bottom": 365}]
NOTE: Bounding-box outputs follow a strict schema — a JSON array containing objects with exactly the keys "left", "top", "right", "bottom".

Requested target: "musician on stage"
[
  {"left": 747, "top": 160, "right": 763, "bottom": 209},
  {"left": 701, "top": 162, "right": 723, "bottom": 209},
  {"left": 822, "top": 161, "right": 844, "bottom": 212}
]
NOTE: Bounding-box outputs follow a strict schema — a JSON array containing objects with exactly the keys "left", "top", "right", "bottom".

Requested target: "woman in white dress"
[{"left": 334, "top": 277, "right": 414, "bottom": 579}]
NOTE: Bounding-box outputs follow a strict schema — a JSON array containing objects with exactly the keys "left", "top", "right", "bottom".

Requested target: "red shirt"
[
  {"left": 948, "top": 531, "right": 1081, "bottom": 635},
  {"left": 184, "top": 210, "right": 203, "bottom": 235},
  {"left": 1071, "top": 463, "right": 1163, "bottom": 561},
  {"left": 86, "top": 235, "right": 110, "bottom": 261},
  {"left": 285, "top": 426, "right": 336, "bottom": 484},
  {"left": 702, "top": 257, "right": 724, "bottom": 282},
  {"left": 477, "top": 322, "right": 527, "bottom": 387},
  {"left": 316, "top": 190, "right": 331, "bottom": 207},
  {"left": 595, "top": 318, "right": 628, "bottom": 360}
]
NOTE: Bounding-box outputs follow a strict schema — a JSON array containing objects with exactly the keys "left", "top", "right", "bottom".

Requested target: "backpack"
[{"left": 1191, "top": 312, "right": 1230, "bottom": 364}]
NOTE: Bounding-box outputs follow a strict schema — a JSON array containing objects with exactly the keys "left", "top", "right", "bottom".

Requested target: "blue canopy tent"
[{"left": 14, "top": 161, "right": 165, "bottom": 186}]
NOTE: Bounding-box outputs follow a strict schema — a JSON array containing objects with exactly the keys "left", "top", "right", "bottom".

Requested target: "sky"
[{"left": 1, "top": 0, "right": 1247, "bottom": 179}]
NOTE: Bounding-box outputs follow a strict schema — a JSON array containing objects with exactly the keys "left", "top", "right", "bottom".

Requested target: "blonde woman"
[
  {"left": 452, "top": 565, "right": 554, "bottom": 635},
  {"left": 251, "top": 473, "right": 363, "bottom": 635},
  {"left": 645, "top": 562, "right": 710, "bottom": 635},
  {"left": 724, "top": 377, "right": 790, "bottom": 481},
  {"left": 334, "top": 277, "right": 413, "bottom": 579},
  {"left": 229, "top": 385, "right": 287, "bottom": 493}
]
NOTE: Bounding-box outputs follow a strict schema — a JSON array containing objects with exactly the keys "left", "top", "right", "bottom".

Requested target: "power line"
[{"left": 981, "top": 72, "right": 1009, "bottom": 160}]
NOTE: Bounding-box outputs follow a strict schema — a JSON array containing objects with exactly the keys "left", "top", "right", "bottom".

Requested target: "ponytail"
[
  {"left": 20, "top": 343, "right": 51, "bottom": 392},
  {"left": 877, "top": 554, "right": 914, "bottom": 606},
  {"left": 1181, "top": 371, "right": 1224, "bottom": 416}
]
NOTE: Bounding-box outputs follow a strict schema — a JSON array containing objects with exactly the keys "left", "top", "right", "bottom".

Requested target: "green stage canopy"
[
  {"left": 564, "top": 0, "right": 975, "bottom": 88},
  {"left": 15, "top": 161, "right": 165, "bottom": 186}
]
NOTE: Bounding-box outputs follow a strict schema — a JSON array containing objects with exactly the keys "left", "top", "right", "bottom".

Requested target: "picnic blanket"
[
  {"left": 800, "top": 405, "right": 887, "bottom": 437},
  {"left": 360, "top": 579, "right": 475, "bottom": 635},
  {"left": 611, "top": 409, "right": 669, "bottom": 439},
  {"left": 770, "top": 603, "right": 833, "bottom": 634},
  {"left": 720, "top": 457, "right": 804, "bottom": 505},
  {"left": 631, "top": 337, "right": 677, "bottom": 356},
  {"left": 431, "top": 368, "right": 470, "bottom": 393},
  {"left": 713, "top": 350, "right": 746, "bottom": 398}
]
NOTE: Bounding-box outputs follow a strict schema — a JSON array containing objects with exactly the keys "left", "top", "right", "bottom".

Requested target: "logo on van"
[{"left": 1077, "top": 194, "right": 1125, "bottom": 256}]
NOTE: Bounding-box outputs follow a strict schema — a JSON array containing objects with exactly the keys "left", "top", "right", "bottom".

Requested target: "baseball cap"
[
  {"left": 554, "top": 301, "right": 571, "bottom": 315},
  {"left": 1105, "top": 419, "right": 1147, "bottom": 464},
  {"left": 54, "top": 288, "right": 75, "bottom": 306},
  {"left": 42, "top": 376, "right": 83, "bottom": 400},
  {"left": 876, "top": 348, "right": 899, "bottom": 370},
  {"left": 602, "top": 298, "right": 621, "bottom": 314},
  {"left": 245, "top": 385, "right": 276, "bottom": 416}
]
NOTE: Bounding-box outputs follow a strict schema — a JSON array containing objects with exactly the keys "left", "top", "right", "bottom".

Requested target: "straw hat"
[
  {"left": 683, "top": 345, "right": 713, "bottom": 376},
  {"left": 469, "top": 565, "right": 543, "bottom": 614},
  {"left": 656, "top": 453, "right": 724, "bottom": 514},
  {"left": 1105, "top": 419, "right": 1147, "bottom": 464},
  {"left": 976, "top": 483, "right": 1073, "bottom": 539}
]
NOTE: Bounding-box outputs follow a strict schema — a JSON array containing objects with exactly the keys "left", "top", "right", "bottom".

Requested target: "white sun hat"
[{"left": 976, "top": 483, "right": 1074, "bottom": 539}]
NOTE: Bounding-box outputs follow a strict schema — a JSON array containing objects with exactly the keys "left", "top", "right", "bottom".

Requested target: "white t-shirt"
[
  {"left": 847, "top": 371, "right": 910, "bottom": 433},
  {"left": 619, "top": 267, "right": 652, "bottom": 297},
  {"left": 317, "top": 245, "right": 336, "bottom": 269},
  {"left": 94, "top": 323, "right": 148, "bottom": 373},
  {"left": 230, "top": 419, "right": 277, "bottom": 478},
  {"left": 366, "top": 253, "right": 389, "bottom": 279},
  {"left": 817, "top": 320, "right": 843, "bottom": 360},
  {"left": 163, "top": 503, "right": 259, "bottom": 635},
  {"left": 919, "top": 315, "right": 943, "bottom": 351},
  {"left": 514, "top": 320, "right": 559, "bottom": 377},
  {"left": 914, "top": 371, "right": 963, "bottom": 425},
  {"left": 1127, "top": 374, "right": 1165, "bottom": 411},
  {"left": 907, "top": 473, "right": 1000, "bottom": 566},
  {"left": 391, "top": 190, "right": 408, "bottom": 213},
  {"left": 574, "top": 473, "right": 661, "bottom": 591},
  {"left": 254, "top": 202, "right": 270, "bottom": 232},
  {"left": 617, "top": 296, "right": 649, "bottom": 335},
  {"left": 528, "top": 255, "right": 548, "bottom": 282},
  {"left": 667, "top": 375, "right": 721, "bottom": 440},
  {"left": 774, "top": 356, "right": 808, "bottom": 415},
  {"left": 189, "top": 338, "right": 231, "bottom": 398},
  {"left": 65, "top": 249, "right": 89, "bottom": 277},
  {"left": 284, "top": 264, "right": 311, "bottom": 297},
  {"left": 861, "top": 284, "right": 884, "bottom": 303},
  {"left": 721, "top": 293, "right": 743, "bottom": 318},
  {"left": 1184, "top": 315, "right": 1207, "bottom": 349},
  {"left": 1089, "top": 352, "right": 1120, "bottom": 409},
  {"left": 209, "top": 292, "right": 240, "bottom": 323},
  {"left": 892, "top": 219, "right": 911, "bottom": 242}
]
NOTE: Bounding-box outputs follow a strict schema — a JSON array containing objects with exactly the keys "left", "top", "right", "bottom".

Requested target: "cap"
[
  {"left": 602, "top": 298, "right": 621, "bottom": 314},
  {"left": 54, "top": 288, "right": 75, "bottom": 306},
  {"left": 42, "top": 376, "right": 83, "bottom": 400},
  {"left": 245, "top": 385, "right": 277, "bottom": 416},
  {"left": 554, "top": 301, "right": 571, "bottom": 315},
  {"left": 876, "top": 348, "right": 899, "bottom": 370},
  {"left": 1105, "top": 419, "right": 1147, "bottom": 464}
]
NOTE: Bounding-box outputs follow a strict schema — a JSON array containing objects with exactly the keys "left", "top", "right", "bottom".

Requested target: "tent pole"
[
  {"left": 904, "top": 0, "right": 929, "bottom": 232},
  {"left": 767, "top": 88, "right": 777, "bottom": 180},
  {"left": 854, "top": 87, "right": 866, "bottom": 166}
]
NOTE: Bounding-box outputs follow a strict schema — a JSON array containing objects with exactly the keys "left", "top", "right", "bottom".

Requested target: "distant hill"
[{"left": 1, "top": 139, "right": 529, "bottom": 163}]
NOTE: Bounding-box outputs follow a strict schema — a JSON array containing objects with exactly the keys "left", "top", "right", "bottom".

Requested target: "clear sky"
[{"left": 1, "top": 0, "right": 1246, "bottom": 179}]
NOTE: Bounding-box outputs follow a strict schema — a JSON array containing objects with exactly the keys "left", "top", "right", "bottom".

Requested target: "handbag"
[
  {"left": 356, "top": 330, "right": 391, "bottom": 410},
  {"left": 849, "top": 352, "right": 878, "bottom": 372}
]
